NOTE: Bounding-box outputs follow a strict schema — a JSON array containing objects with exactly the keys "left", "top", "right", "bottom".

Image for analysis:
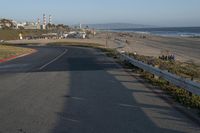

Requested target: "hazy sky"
[{"left": 0, "top": 0, "right": 200, "bottom": 27}]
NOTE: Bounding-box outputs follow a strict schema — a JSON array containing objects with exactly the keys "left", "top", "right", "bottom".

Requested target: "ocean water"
[{"left": 108, "top": 27, "right": 200, "bottom": 37}]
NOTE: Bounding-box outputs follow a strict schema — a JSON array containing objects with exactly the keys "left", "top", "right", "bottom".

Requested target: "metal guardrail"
[{"left": 119, "top": 53, "right": 200, "bottom": 96}]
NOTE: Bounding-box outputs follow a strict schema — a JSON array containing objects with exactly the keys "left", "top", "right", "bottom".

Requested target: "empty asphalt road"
[{"left": 0, "top": 46, "right": 200, "bottom": 133}]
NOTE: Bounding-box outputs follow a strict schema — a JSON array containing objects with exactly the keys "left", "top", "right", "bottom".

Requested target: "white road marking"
[
  {"left": 71, "top": 97, "right": 85, "bottom": 101},
  {"left": 39, "top": 49, "right": 68, "bottom": 70},
  {"left": 0, "top": 64, "right": 28, "bottom": 69},
  {"left": 118, "top": 103, "right": 138, "bottom": 108},
  {"left": 63, "top": 118, "right": 80, "bottom": 123}
]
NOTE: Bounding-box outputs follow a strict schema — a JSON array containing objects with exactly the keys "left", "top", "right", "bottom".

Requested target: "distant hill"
[{"left": 81, "top": 23, "right": 155, "bottom": 30}]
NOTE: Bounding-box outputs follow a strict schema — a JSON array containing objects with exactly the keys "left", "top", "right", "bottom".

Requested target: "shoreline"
[{"left": 97, "top": 27, "right": 200, "bottom": 38}]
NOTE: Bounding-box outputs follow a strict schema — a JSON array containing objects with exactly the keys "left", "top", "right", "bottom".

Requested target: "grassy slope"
[
  {"left": 47, "top": 42, "right": 103, "bottom": 48},
  {"left": 0, "top": 45, "right": 33, "bottom": 60},
  {"left": 0, "top": 29, "right": 50, "bottom": 40},
  {"left": 0, "top": 30, "right": 19, "bottom": 40}
]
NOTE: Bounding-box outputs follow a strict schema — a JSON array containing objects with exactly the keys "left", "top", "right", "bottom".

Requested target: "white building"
[
  {"left": 24, "top": 22, "right": 36, "bottom": 29},
  {"left": 66, "top": 31, "right": 87, "bottom": 39},
  {"left": 16, "top": 22, "right": 26, "bottom": 29},
  {"left": 0, "top": 19, "right": 13, "bottom": 28},
  {"left": 78, "top": 32, "right": 87, "bottom": 39}
]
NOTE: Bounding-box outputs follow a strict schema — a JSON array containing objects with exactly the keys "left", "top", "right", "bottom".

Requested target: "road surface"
[{"left": 0, "top": 46, "right": 199, "bottom": 133}]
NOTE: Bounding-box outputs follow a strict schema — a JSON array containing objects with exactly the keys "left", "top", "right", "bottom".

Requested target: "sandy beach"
[
  {"left": 7, "top": 31, "right": 200, "bottom": 65},
  {"left": 92, "top": 32, "right": 200, "bottom": 65}
]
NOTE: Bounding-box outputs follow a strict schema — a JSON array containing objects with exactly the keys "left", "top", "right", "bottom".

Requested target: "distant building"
[
  {"left": 24, "top": 33, "right": 58, "bottom": 40},
  {"left": 36, "top": 18, "right": 41, "bottom": 29},
  {"left": 66, "top": 31, "right": 87, "bottom": 39},
  {"left": 78, "top": 32, "right": 87, "bottom": 39},
  {"left": 16, "top": 22, "right": 26, "bottom": 29},
  {"left": 42, "top": 14, "right": 47, "bottom": 30},
  {"left": 0, "top": 19, "right": 14, "bottom": 29},
  {"left": 0, "top": 14, "right": 54, "bottom": 30},
  {"left": 49, "top": 15, "right": 52, "bottom": 25},
  {"left": 23, "top": 22, "right": 39, "bottom": 30}
]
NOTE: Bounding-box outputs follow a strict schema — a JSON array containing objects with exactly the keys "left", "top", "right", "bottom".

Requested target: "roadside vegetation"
[
  {"left": 0, "top": 29, "right": 52, "bottom": 40},
  {"left": 101, "top": 48, "right": 200, "bottom": 110},
  {"left": 0, "top": 45, "right": 33, "bottom": 60},
  {"left": 128, "top": 54, "right": 200, "bottom": 82},
  {"left": 47, "top": 42, "right": 102, "bottom": 48},
  {"left": 140, "top": 71, "right": 200, "bottom": 109}
]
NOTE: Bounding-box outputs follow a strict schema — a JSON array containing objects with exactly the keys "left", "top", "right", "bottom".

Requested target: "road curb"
[{"left": 0, "top": 49, "right": 37, "bottom": 63}]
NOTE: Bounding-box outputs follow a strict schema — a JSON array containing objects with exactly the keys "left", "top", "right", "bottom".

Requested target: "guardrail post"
[
  {"left": 188, "top": 91, "right": 193, "bottom": 97},
  {"left": 153, "top": 65, "right": 159, "bottom": 79}
]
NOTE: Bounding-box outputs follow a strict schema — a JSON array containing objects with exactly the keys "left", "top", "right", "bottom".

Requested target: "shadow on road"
[
  {"left": 49, "top": 47, "right": 191, "bottom": 133},
  {"left": 0, "top": 46, "right": 198, "bottom": 132}
]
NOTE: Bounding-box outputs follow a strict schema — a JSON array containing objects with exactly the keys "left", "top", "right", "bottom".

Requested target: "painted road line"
[
  {"left": 118, "top": 103, "right": 138, "bottom": 108},
  {"left": 39, "top": 49, "right": 68, "bottom": 70},
  {"left": 0, "top": 64, "right": 28, "bottom": 69}
]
